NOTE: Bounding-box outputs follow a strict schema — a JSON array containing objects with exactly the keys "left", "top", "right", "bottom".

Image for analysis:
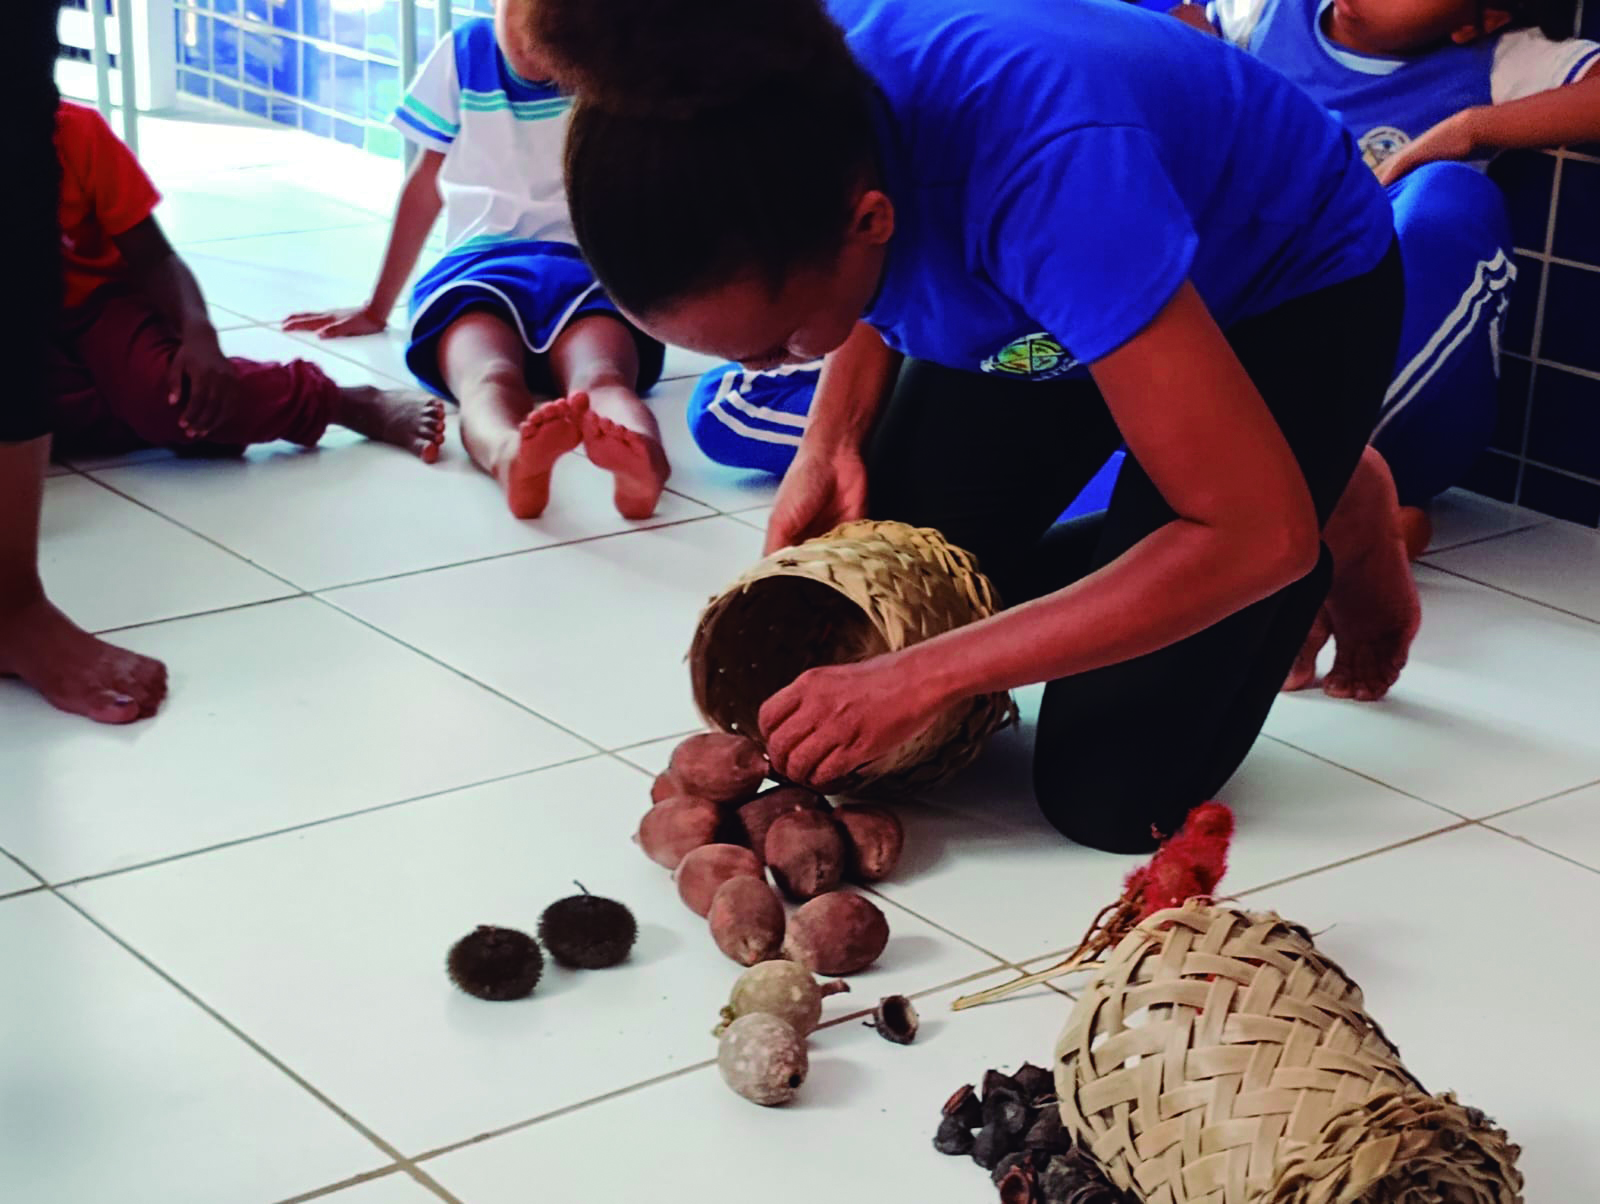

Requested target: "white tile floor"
[{"left": 5, "top": 113, "right": 1599, "bottom": 1202}]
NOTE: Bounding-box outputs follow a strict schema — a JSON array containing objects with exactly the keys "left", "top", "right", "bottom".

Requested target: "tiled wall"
[
  {"left": 1474, "top": 0, "right": 1600, "bottom": 527},
  {"left": 172, "top": 0, "right": 493, "bottom": 158}
]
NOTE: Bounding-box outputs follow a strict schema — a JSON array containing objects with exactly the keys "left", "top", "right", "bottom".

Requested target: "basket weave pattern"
[
  {"left": 690, "top": 520, "right": 1016, "bottom": 796},
  {"left": 1054, "top": 904, "right": 1522, "bottom": 1204}
]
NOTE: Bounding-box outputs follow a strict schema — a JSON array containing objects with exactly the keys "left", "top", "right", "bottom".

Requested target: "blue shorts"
[{"left": 405, "top": 240, "right": 665, "bottom": 401}]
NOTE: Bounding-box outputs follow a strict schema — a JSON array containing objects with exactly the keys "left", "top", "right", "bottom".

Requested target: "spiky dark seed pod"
[
  {"left": 446, "top": 926, "right": 543, "bottom": 1000},
  {"left": 867, "top": 994, "right": 919, "bottom": 1044},
  {"left": 537, "top": 884, "right": 637, "bottom": 968},
  {"left": 983, "top": 1087, "right": 1030, "bottom": 1136},
  {"left": 933, "top": 1114, "right": 975, "bottom": 1156}
]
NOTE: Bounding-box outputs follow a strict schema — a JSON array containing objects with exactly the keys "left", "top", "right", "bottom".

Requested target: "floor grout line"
[
  {"left": 1473, "top": 820, "right": 1600, "bottom": 880},
  {"left": 1419, "top": 520, "right": 1550, "bottom": 557},
  {"left": 1471, "top": 776, "right": 1600, "bottom": 823},
  {"left": 49, "top": 888, "right": 436, "bottom": 1199},
  {"left": 1418, "top": 560, "right": 1600, "bottom": 627},
  {"left": 405, "top": 960, "right": 1038, "bottom": 1170},
  {"left": 1225, "top": 820, "right": 1476, "bottom": 900},
  {"left": 72, "top": 472, "right": 310, "bottom": 594},
  {"left": 310, "top": 510, "right": 727, "bottom": 596},
  {"left": 38, "top": 757, "right": 597, "bottom": 893},
  {"left": 90, "top": 590, "right": 306, "bottom": 638},
  {"left": 1257, "top": 734, "right": 1471, "bottom": 821}
]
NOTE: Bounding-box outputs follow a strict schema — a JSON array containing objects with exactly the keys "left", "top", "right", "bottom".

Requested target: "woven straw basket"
[
  {"left": 689, "top": 519, "right": 1016, "bottom": 796},
  {"left": 1054, "top": 903, "right": 1522, "bottom": 1204}
]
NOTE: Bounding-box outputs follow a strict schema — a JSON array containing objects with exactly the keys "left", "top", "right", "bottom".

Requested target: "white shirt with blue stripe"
[
  {"left": 1209, "top": 0, "right": 1600, "bottom": 169},
  {"left": 392, "top": 19, "right": 575, "bottom": 254}
]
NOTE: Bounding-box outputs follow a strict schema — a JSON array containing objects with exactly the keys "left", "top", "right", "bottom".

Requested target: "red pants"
[{"left": 51, "top": 286, "right": 339, "bottom": 456}]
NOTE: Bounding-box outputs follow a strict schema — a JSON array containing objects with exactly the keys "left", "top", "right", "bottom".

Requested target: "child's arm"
[
  {"left": 284, "top": 149, "right": 445, "bottom": 337},
  {"left": 1377, "top": 66, "right": 1600, "bottom": 184},
  {"left": 115, "top": 215, "right": 240, "bottom": 441}
]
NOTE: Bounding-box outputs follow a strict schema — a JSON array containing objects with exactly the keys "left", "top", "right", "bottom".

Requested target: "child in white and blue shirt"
[
  {"left": 1169, "top": 0, "right": 1600, "bottom": 537},
  {"left": 286, "top": 7, "right": 670, "bottom": 521}
]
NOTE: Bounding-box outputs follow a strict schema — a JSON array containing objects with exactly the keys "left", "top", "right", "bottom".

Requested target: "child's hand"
[
  {"left": 283, "top": 305, "right": 388, "bottom": 339},
  {"left": 170, "top": 334, "right": 242, "bottom": 441},
  {"left": 1375, "top": 111, "right": 1478, "bottom": 186}
]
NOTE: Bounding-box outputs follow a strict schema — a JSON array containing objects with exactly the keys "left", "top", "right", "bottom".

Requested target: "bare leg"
[
  {"left": 332, "top": 386, "right": 447, "bottom": 462},
  {"left": 1283, "top": 446, "right": 1421, "bottom": 701},
  {"left": 0, "top": 437, "right": 168, "bottom": 722},
  {"left": 551, "top": 315, "right": 669, "bottom": 520},
  {"left": 437, "top": 310, "right": 583, "bottom": 518}
]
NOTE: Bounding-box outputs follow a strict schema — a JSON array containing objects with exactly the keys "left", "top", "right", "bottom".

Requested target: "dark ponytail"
[{"left": 531, "top": 0, "right": 879, "bottom": 317}]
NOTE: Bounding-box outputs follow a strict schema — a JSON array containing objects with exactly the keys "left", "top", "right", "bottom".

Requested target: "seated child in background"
[
  {"left": 1165, "top": 0, "right": 1599, "bottom": 690},
  {"left": 1172, "top": 0, "right": 1598, "bottom": 543},
  {"left": 286, "top": 3, "right": 670, "bottom": 520},
  {"left": 51, "top": 101, "right": 444, "bottom": 462}
]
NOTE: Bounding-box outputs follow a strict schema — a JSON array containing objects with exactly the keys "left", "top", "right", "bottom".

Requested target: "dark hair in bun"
[{"left": 531, "top": 0, "right": 879, "bottom": 316}]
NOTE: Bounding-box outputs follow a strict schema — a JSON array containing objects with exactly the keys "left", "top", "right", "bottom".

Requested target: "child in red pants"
[{"left": 51, "top": 101, "right": 445, "bottom": 461}]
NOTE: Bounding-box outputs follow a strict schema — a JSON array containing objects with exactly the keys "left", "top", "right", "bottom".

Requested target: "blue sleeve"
[{"left": 980, "top": 125, "right": 1199, "bottom": 365}]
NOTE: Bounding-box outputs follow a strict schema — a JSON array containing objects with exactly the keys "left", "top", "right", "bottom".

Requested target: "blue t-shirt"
[
  {"left": 829, "top": 0, "right": 1394, "bottom": 376},
  {"left": 1209, "top": 0, "right": 1600, "bottom": 170}
]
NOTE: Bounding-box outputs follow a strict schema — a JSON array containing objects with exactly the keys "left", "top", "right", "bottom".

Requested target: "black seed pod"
[
  {"left": 1013, "top": 1062, "right": 1057, "bottom": 1103},
  {"left": 446, "top": 926, "right": 543, "bottom": 1000},
  {"left": 1025, "top": 1106, "right": 1072, "bottom": 1154},
  {"left": 538, "top": 883, "right": 637, "bottom": 968},
  {"left": 942, "top": 1083, "right": 983, "bottom": 1129},
  {"left": 983, "top": 1087, "right": 1030, "bottom": 1136},
  {"left": 867, "top": 994, "right": 919, "bottom": 1044},
  {"left": 972, "top": 1121, "right": 1019, "bottom": 1170},
  {"left": 933, "top": 1114, "right": 975, "bottom": 1156}
]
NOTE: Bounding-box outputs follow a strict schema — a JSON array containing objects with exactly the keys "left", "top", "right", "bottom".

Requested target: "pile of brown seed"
[{"left": 931, "top": 1064, "right": 1134, "bottom": 1204}]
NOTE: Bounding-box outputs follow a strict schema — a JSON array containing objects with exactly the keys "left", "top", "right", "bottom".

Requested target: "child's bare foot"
[
  {"left": 1398, "top": 505, "right": 1433, "bottom": 561},
  {"left": 1284, "top": 447, "right": 1421, "bottom": 701},
  {"left": 0, "top": 594, "right": 167, "bottom": 723},
  {"left": 334, "top": 386, "right": 447, "bottom": 463},
  {"left": 581, "top": 406, "right": 669, "bottom": 519},
  {"left": 504, "top": 395, "right": 586, "bottom": 518}
]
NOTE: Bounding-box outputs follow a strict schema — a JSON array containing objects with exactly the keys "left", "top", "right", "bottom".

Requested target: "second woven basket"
[
  {"left": 1054, "top": 903, "right": 1522, "bottom": 1204},
  {"left": 689, "top": 519, "right": 1016, "bottom": 797}
]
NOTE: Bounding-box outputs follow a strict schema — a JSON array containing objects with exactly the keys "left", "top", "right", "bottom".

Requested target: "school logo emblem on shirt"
[
  {"left": 1359, "top": 126, "right": 1410, "bottom": 170},
  {"left": 981, "top": 331, "right": 1079, "bottom": 380}
]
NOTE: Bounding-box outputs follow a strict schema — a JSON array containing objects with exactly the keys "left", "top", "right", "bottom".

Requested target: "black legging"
[
  {"left": 4, "top": 0, "right": 63, "bottom": 445},
  {"left": 865, "top": 243, "right": 1404, "bottom": 853}
]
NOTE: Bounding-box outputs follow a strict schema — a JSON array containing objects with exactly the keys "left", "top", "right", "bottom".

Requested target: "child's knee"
[{"left": 451, "top": 355, "right": 528, "bottom": 402}]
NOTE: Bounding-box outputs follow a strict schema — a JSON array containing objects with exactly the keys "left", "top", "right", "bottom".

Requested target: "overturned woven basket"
[
  {"left": 689, "top": 520, "right": 1016, "bottom": 796},
  {"left": 1054, "top": 903, "right": 1522, "bottom": 1204}
]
